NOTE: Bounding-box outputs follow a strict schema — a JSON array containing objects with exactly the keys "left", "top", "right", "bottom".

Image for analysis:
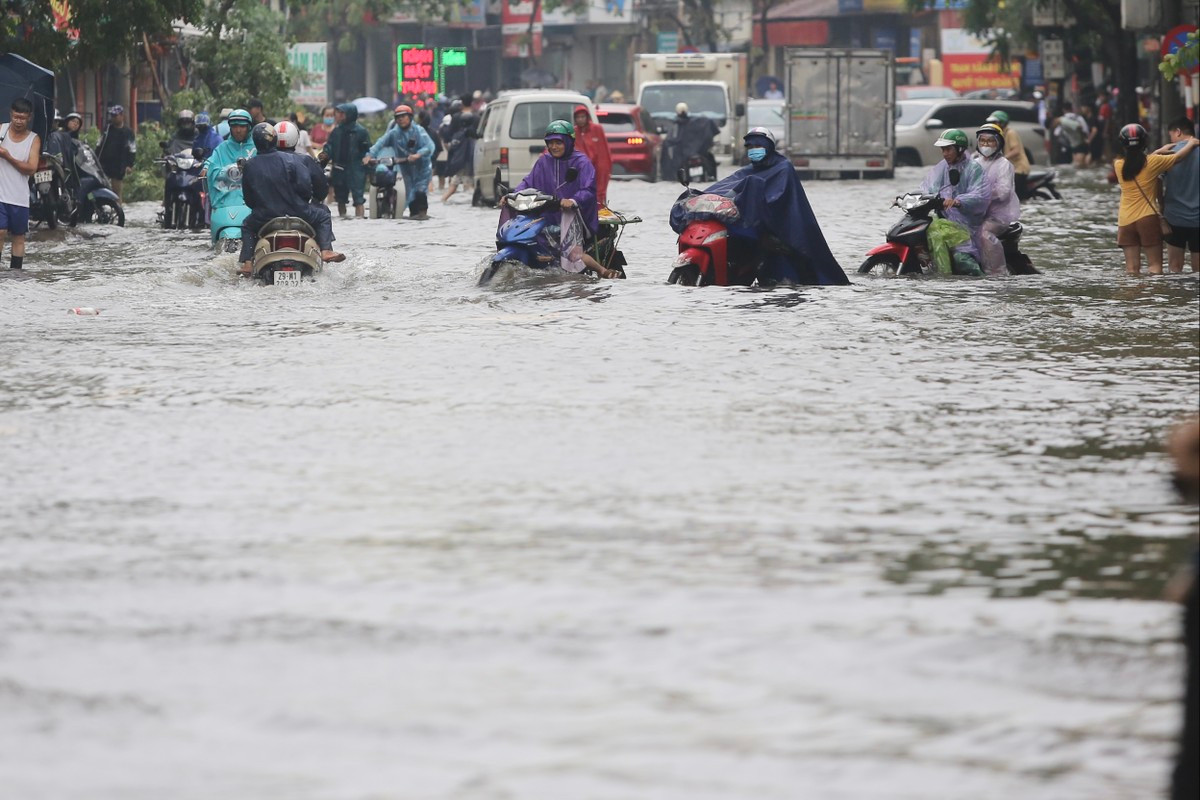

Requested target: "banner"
[
  {"left": 288, "top": 43, "right": 328, "bottom": 107},
  {"left": 940, "top": 28, "right": 1019, "bottom": 93},
  {"left": 502, "top": 0, "right": 542, "bottom": 58}
]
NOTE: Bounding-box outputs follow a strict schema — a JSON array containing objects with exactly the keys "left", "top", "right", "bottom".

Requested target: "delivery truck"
[
  {"left": 634, "top": 53, "right": 747, "bottom": 160},
  {"left": 784, "top": 48, "right": 894, "bottom": 179}
]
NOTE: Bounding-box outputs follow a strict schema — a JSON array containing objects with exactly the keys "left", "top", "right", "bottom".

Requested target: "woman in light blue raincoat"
[
  {"left": 203, "top": 109, "right": 256, "bottom": 244},
  {"left": 364, "top": 104, "right": 434, "bottom": 219}
]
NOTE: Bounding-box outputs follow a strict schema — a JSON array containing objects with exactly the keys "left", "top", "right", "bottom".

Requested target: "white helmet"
[
  {"left": 275, "top": 120, "right": 299, "bottom": 150},
  {"left": 675, "top": 102, "right": 688, "bottom": 115}
]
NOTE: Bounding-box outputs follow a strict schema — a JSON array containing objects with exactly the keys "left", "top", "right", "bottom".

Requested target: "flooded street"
[{"left": 2, "top": 166, "right": 1197, "bottom": 799}]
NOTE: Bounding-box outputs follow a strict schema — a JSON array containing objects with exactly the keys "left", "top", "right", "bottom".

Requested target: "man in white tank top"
[{"left": 0, "top": 97, "right": 41, "bottom": 270}]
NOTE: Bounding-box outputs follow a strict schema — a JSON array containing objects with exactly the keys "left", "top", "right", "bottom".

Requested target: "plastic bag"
[
  {"left": 927, "top": 217, "right": 971, "bottom": 275},
  {"left": 558, "top": 206, "right": 587, "bottom": 274}
]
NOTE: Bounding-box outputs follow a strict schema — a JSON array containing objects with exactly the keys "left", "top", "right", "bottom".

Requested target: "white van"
[{"left": 471, "top": 89, "right": 596, "bottom": 206}]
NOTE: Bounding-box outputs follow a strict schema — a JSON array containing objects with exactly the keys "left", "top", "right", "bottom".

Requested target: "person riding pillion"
[
  {"left": 986, "top": 110, "right": 1030, "bottom": 197},
  {"left": 322, "top": 103, "right": 371, "bottom": 218},
  {"left": 276, "top": 120, "right": 328, "bottom": 205},
  {"left": 972, "top": 123, "right": 1021, "bottom": 275},
  {"left": 919, "top": 128, "right": 990, "bottom": 275},
  {"left": 203, "top": 109, "right": 255, "bottom": 218},
  {"left": 364, "top": 104, "right": 434, "bottom": 220},
  {"left": 239, "top": 123, "right": 343, "bottom": 274}
]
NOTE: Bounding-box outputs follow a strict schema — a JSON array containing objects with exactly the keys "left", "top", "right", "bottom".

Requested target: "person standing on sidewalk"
[
  {"left": 0, "top": 98, "right": 41, "bottom": 270},
  {"left": 573, "top": 104, "right": 612, "bottom": 206}
]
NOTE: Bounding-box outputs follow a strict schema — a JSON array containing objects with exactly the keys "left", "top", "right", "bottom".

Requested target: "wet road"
[{"left": 1, "top": 165, "right": 1197, "bottom": 799}]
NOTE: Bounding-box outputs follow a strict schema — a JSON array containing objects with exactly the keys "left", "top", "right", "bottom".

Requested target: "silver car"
[{"left": 895, "top": 98, "right": 1047, "bottom": 167}]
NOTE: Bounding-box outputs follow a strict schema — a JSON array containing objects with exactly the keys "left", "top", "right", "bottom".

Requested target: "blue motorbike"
[
  {"left": 68, "top": 142, "right": 125, "bottom": 226},
  {"left": 208, "top": 162, "right": 251, "bottom": 252}
]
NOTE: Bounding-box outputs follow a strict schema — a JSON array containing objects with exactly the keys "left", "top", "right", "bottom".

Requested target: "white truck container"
[
  {"left": 784, "top": 48, "right": 895, "bottom": 179},
  {"left": 634, "top": 53, "right": 747, "bottom": 159}
]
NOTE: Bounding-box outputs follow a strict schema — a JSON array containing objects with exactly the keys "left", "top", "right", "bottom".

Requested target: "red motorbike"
[{"left": 667, "top": 192, "right": 758, "bottom": 286}]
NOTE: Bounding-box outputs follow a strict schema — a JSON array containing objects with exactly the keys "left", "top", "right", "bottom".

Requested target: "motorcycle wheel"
[
  {"left": 858, "top": 254, "right": 902, "bottom": 275},
  {"left": 44, "top": 208, "right": 58, "bottom": 231},
  {"left": 93, "top": 199, "right": 125, "bottom": 227},
  {"left": 667, "top": 264, "right": 703, "bottom": 286},
  {"left": 1034, "top": 189, "right": 1054, "bottom": 201},
  {"left": 478, "top": 263, "right": 502, "bottom": 286}
]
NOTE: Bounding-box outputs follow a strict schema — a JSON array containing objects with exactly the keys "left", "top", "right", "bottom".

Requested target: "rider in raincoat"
[
  {"left": 364, "top": 104, "right": 434, "bottom": 219},
  {"left": 972, "top": 123, "right": 1020, "bottom": 275},
  {"left": 323, "top": 103, "right": 371, "bottom": 218},
  {"left": 919, "top": 128, "right": 990, "bottom": 274},
  {"left": 202, "top": 109, "right": 256, "bottom": 243}
]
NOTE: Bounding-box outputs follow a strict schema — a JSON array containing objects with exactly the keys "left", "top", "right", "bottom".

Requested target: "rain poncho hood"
[
  {"left": 670, "top": 151, "right": 848, "bottom": 286},
  {"left": 512, "top": 141, "right": 598, "bottom": 234},
  {"left": 368, "top": 121, "right": 435, "bottom": 206},
  {"left": 973, "top": 151, "right": 1020, "bottom": 227},
  {"left": 204, "top": 134, "right": 256, "bottom": 210},
  {"left": 323, "top": 102, "right": 371, "bottom": 196}
]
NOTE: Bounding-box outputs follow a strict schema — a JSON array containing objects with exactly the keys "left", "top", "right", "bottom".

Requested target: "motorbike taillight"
[
  {"left": 274, "top": 234, "right": 302, "bottom": 250},
  {"left": 38, "top": 156, "right": 48, "bottom": 170}
]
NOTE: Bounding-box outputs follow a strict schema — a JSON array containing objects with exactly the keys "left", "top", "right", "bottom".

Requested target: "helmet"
[
  {"left": 178, "top": 109, "right": 195, "bottom": 123},
  {"left": 1118, "top": 123, "right": 1148, "bottom": 149},
  {"left": 743, "top": 126, "right": 777, "bottom": 148},
  {"left": 196, "top": 112, "right": 211, "bottom": 127},
  {"left": 251, "top": 122, "right": 277, "bottom": 152},
  {"left": 450, "top": 99, "right": 463, "bottom": 111},
  {"left": 275, "top": 119, "right": 299, "bottom": 150},
  {"left": 64, "top": 112, "right": 82, "bottom": 125},
  {"left": 675, "top": 102, "right": 689, "bottom": 115},
  {"left": 394, "top": 104, "right": 413, "bottom": 117},
  {"left": 227, "top": 108, "right": 252, "bottom": 127},
  {"left": 987, "top": 110, "right": 1009, "bottom": 126},
  {"left": 107, "top": 104, "right": 124, "bottom": 117},
  {"left": 975, "top": 122, "right": 1005, "bottom": 148},
  {"left": 934, "top": 129, "right": 969, "bottom": 149},
  {"left": 544, "top": 119, "right": 575, "bottom": 139}
]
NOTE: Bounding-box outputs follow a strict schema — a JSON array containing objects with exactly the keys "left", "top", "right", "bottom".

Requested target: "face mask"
[
  {"left": 747, "top": 147, "right": 767, "bottom": 162},
  {"left": 323, "top": 116, "right": 335, "bottom": 125},
  {"left": 978, "top": 145, "right": 997, "bottom": 158}
]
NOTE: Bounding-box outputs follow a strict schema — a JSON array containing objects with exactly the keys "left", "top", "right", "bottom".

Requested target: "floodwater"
[{"left": 2, "top": 166, "right": 1197, "bottom": 799}]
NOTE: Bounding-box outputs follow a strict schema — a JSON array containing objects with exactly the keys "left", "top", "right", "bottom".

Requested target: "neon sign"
[{"left": 397, "top": 46, "right": 468, "bottom": 95}]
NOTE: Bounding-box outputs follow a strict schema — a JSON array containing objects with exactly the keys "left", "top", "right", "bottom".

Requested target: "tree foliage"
[
  {"left": 186, "top": 0, "right": 298, "bottom": 111},
  {"left": 1160, "top": 31, "right": 1198, "bottom": 81}
]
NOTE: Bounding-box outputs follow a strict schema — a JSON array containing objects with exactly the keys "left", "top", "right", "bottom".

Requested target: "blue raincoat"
[
  {"left": 367, "top": 121, "right": 435, "bottom": 207},
  {"left": 919, "top": 155, "right": 990, "bottom": 258},
  {"left": 512, "top": 137, "right": 598, "bottom": 235},
  {"left": 671, "top": 150, "right": 848, "bottom": 286},
  {"left": 193, "top": 126, "right": 223, "bottom": 159},
  {"left": 204, "top": 135, "right": 256, "bottom": 212}
]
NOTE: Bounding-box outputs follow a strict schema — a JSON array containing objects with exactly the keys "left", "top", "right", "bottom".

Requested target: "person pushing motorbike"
[
  {"left": 363, "top": 104, "right": 434, "bottom": 220},
  {"left": 239, "top": 123, "right": 342, "bottom": 275}
]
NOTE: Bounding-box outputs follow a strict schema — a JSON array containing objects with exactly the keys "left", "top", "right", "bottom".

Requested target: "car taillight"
[
  {"left": 626, "top": 136, "right": 644, "bottom": 145},
  {"left": 793, "top": 157, "right": 810, "bottom": 167},
  {"left": 500, "top": 147, "right": 508, "bottom": 166},
  {"left": 275, "top": 235, "right": 301, "bottom": 250},
  {"left": 866, "top": 159, "right": 885, "bottom": 167}
]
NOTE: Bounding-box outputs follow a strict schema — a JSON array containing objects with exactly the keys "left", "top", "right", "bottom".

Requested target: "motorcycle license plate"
[
  {"left": 34, "top": 170, "right": 53, "bottom": 184},
  {"left": 688, "top": 165, "right": 704, "bottom": 180},
  {"left": 273, "top": 269, "right": 302, "bottom": 287}
]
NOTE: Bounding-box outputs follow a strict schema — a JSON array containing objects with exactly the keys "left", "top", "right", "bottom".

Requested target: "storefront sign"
[
  {"left": 941, "top": 27, "right": 1020, "bottom": 92},
  {"left": 288, "top": 42, "right": 328, "bottom": 107},
  {"left": 397, "top": 46, "right": 469, "bottom": 96},
  {"left": 502, "top": 0, "right": 542, "bottom": 58}
]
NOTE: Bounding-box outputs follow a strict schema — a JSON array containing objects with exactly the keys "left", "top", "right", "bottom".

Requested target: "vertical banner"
[
  {"left": 501, "top": 0, "right": 543, "bottom": 58},
  {"left": 288, "top": 43, "right": 329, "bottom": 107}
]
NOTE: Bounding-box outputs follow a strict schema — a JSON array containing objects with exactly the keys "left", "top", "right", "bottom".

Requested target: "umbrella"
[
  {"left": 351, "top": 97, "right": 388, "bottom": 114},
  {"left": 0, "top": 54, "right": 55, "bottom": 142}
]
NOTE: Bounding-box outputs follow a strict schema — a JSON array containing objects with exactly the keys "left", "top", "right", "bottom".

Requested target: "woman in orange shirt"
[{"left": 1113, "top": 123, "right": 1199, "bottom": 276}]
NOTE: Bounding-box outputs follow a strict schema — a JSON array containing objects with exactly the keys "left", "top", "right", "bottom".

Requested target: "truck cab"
[{"left": 634, "top": 53, "right": 747, "bottom": 161}]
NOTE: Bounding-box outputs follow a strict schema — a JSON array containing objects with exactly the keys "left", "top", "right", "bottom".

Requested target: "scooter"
[
  {"left": 367, "top": 157, "right": 398, "bottom": 219},
  {"left": 478, "top": 167, "right": 636, "bottom": 286},
  {"left": 69, "top": 142, "right": 124, "bottom": 226},
  {"left": 859, "top": 192, "right": 1037, "bottom": 276},
  {"left": 28, "top": 151, "right": 70, "bottom": 230},
  {"left": 250, "top": 216, "right": 323, "bottom": 287},
  {"left": 208, "top": 161, "right": 250, "bottom": 253},
  {"left": 157, "top": 144, "right": 205, "bottom": 230},
  {"left": 1017, "top": 168, "right": 1062, "bottom": 201}
]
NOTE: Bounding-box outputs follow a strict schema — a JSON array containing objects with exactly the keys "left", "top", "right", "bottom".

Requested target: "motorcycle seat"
[{"left": 258, "top": 216, "right": 316, "bottom": 238}]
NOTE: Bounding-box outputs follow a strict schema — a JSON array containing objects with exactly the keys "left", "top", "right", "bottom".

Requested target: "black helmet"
[
  {"left": 1118, "top": 123, "right": 1147, "bottom": 150},
  {"left": 251, "top": 122, "right": 277, "bottom": 152}
]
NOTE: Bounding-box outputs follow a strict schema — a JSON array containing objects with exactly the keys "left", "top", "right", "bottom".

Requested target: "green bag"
[{"left": 926, "top": 217, "right": 971, "bottom": 275}]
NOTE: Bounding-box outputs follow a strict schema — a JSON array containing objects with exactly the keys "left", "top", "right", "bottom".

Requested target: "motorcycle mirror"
[
  {"left": 677, "top": 167, "right": 690, "bottom": 187},
  {"left": 948, "top": 168, "right": 960, "bottom": 186}
]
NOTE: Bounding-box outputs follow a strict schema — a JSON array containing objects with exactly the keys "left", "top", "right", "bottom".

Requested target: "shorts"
[
  {"left": 0, "top": 202, "right": 29, "bottom": 235},
  {"left": 1164, "top": 223, "right": 1200, "bottom": 253},
  {"left": 1117, "top": 215, "right": 1163, "bottom": 248},
  {"left": 332, "top": 174, "right": 365, "bottom": 206},
  {"left": 1072, "top": 143, "right": 1089, "bottom": 155}
]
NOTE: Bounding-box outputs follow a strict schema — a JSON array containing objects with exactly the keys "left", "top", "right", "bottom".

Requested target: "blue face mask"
[{"left": 747, "top": 147, "right": 767, "bottom": 162}]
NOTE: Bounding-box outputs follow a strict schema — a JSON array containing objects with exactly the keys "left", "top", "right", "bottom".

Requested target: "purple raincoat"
[{"left": 512, "top": 137, "right": 598, "bottom": 235}]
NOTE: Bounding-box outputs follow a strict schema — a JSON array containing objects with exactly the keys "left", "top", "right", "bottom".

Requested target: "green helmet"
[
  {"left": 934, "top": 128, "right": 969, "bottom": 149},
  {"left": 544, "top": 119, "right": 575, "bottom": 139},
  {"left": 987, "top": 110, "right": 1009, "bottom": 126},
  {"left": 227, "top": 108, "right": 252, "bottom": 126}
]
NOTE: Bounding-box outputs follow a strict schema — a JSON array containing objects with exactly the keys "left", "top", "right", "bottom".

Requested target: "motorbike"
[
  {"left": 858, "top": 192, "right": 1037, "bottom": 276},
  {"left": 478, "top": 168, "right": 637, "bottom": 286},
  {"left": 68, "top": 141, "right": 124, "bottom": 226},
  {"left": 250, "top": 216, "right": 323, "bottom": 287},
  {"left": 28, "top": 151, "right": 70, "bottom": 230},
  {"left": 208, "top": 161, "right": 250, "bottom": 253},
  {"left": 367, "top": 157, "right": 398, "bottom": 219},
  {"left": 1017, "top": 168, "right": 1062, "bottom": 201},
  {"left": 157, "top": 143, "right": 205, "bottom": 230}
]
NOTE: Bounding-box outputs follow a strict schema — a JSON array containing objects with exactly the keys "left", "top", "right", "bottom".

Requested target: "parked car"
[
  {"left": 895, "top": 98, "right": 1047, "bottom": 167},
  {"left": 472, "top": 89, "right": 596, "bottom": 205},
  {"left": 896, "top": 85, "right": 960, "bottom": 100},
  {"left": 595, "top": 103, "right": 662, "bottom": 181},
  {"left": 745, "top": 97, "right": 787, "bottom": 154}
]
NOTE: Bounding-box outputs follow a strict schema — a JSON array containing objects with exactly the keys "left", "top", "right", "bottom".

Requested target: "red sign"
[
  {"left": 501, "top": 0, "right": 542, "bottom": 59},
  {"left": 399, "top": 47, "right": 438, "bottom": 95},
  {"left": 1161, "top": 24, "right": 1199, "bottom": 76},
  {"left": 942, "top": 54, "right": 1020, "bottom": 93}
]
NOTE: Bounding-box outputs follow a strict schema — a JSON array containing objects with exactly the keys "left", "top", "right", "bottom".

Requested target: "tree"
[
  {"left": 187, "top": 0, "right": 298, "bottom": 111},
  {"left": 1160, "top": 30, "right": 1199, "bottom": 80}
]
